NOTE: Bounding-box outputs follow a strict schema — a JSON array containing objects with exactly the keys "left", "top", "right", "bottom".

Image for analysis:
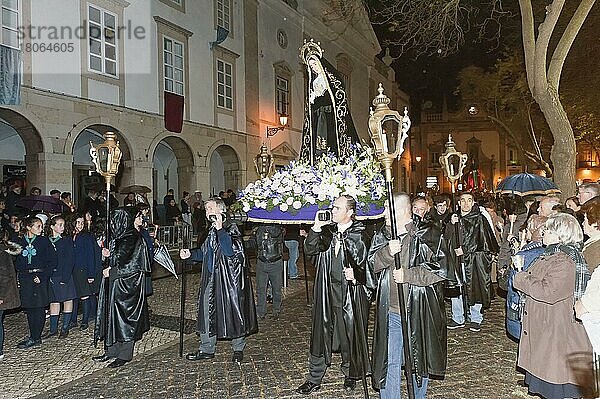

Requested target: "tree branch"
[
  {"left": 548, "top": 0, "right": 597, "bottom": 90},
  {"left": 532, "top": 0, "right": 565, "bottom": 96},
  {"left": 518, "top": 0, "right": 537, "bottom": 94}
]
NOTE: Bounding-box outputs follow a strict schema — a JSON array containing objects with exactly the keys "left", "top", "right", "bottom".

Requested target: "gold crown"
[{"left": 299, "top": 39, "right": 323, "bottom": 65}]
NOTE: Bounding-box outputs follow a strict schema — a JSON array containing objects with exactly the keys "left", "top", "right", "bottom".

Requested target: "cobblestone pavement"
[{"left": 4, "top": 259, "right": 534, "bottom": 399}]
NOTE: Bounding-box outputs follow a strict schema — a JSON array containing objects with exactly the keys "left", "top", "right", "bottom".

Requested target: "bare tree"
[{"left": 519, "top": 0, "right": 597, "bottom": 198}]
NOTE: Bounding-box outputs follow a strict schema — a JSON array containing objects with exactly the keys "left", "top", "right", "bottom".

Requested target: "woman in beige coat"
[{"left": 514, "top": 213, "right": 593, "bottom": 398}]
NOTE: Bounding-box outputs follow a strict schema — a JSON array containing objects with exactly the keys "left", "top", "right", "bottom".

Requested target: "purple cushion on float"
[{"left": 246, "top": 203, "right": 384, "bottom": 224}]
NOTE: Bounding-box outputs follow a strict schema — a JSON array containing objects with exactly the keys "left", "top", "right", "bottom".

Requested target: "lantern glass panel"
[
  {"left": 97, "top": 147, "right": 109, "bottom": 173},
  {"left": 382, "top": 119, "right": 399, "bottom": 153},
  {"left": 448, "top": 154, "right": 460, "bottom": 176}
]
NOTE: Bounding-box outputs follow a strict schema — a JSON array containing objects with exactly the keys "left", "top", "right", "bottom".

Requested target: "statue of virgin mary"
[{"left": 299, "top": 40, "right": 359, "bottom": 165}]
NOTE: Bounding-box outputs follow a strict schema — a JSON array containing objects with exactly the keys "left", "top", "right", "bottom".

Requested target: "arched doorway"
[
  {"left": 152, "top": 136, "right": 194, "bottom": 205},
  {"left": 72, "top": 125, "right": 131, "bottom": 204},
  {"left": 0, "top": 109, "right": 44, "bottom": 189},
  {"left": 210, "top": 145, "right": 240, "bottom": 196}
]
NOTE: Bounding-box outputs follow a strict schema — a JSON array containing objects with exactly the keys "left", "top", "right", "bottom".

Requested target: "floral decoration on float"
[{"left": 232, "top": 144, "right": 386, "bottom": 224}]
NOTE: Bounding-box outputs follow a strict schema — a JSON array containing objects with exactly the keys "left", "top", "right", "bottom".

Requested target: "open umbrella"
[
  {"left": 497, "top": 173, "right": 561, "bottom": 196},
  {"left": 16, "top": 195, "right": 65, "bottom": 213},
  {"left": 119, "top": 185, "right": 151, "bottom": 194}
]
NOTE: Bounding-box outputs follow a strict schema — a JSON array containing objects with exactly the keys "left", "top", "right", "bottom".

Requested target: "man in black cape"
[
  {"left": 445, "top": 192, "right": 499, "bottom": 332},
  {"left": 93, "top": 207, "right": 151, "bottom": 368},
  {"left": 369, "top": 193, "right": 451, "bottom": 397},
  {"left": 180, "top": 197, "right": 257, "bottom": 363},
  {"left": 296, "top": 195, "right": 376, "bottom": 395}
]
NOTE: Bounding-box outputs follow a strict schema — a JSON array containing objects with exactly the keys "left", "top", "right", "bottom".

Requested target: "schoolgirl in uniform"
[
  {"left": 44, "top": 215, "right": 77, "bottom": 339},
  {"left": 14, "top": 216, "right": 55, "bottom": 348},
  {"left": 68, "top": 214, "right": 101, "bottom": 330}
]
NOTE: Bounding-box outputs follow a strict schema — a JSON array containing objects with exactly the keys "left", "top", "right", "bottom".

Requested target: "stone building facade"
[{"left": 0, "top": 0, "right": 408, "bottom": 203}]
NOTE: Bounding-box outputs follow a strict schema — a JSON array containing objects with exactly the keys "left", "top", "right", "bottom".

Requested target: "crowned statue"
[{"left": 299, "top": 39, "right": 359, "bottom": 165}]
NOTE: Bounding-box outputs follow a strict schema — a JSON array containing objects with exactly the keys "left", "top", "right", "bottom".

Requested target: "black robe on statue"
[
  {"left": 304, "top": 220, "right": 376, "bottom": 379},
  {"left": 95, "top": 207, "right": 151, "bottom": 347},
  {"left": 369, "top": 217, "right": 452, "bottom": 390}
]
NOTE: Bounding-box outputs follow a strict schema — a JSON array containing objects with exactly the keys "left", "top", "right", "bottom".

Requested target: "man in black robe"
[
  {"left": 93, "top": 207, "right": 151, "bottom": 368},
  {"left": 180, "top": 197, "right": 257, "bottom": 364},
  {"left": 369, "top": 193, "right": 451, "bottom": 398},
  {"left": 296, "top": 195, "right": 375, "bottom": 395},
  {"left": 429, "top": 195, "right": 452, "bottom": 232},
  {"left": 445, "top": 192, "right": 499, "bottom": 332}
]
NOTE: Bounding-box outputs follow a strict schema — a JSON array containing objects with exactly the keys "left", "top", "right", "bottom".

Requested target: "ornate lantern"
[
  {"left": 368, "top": 83, "right": 411, "bottom": 182},
  {"left": 89, "top": 132, "right": 123, "bottom": 191},
  {"left": 438, "top": 134, "right": 468, "bottom": 194},
  {"left": 254, "top": 144, "right": 274, "bottom": 179}
]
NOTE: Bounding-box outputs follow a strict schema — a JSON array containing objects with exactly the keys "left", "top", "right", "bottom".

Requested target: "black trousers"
[
  {"left": 309, "top": 305, "right": 350, "bottom": 384},
  {"left": 25, "top": 307, "right": 45, "bottom": 341}
]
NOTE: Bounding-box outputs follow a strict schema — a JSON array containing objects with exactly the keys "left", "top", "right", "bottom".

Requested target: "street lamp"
[
  {"left": 254, "top": 143, "right": 274, "bottom": 179},
  {"left": 89, "top": 131, "right": 122, "bottom": 348},
  {"left": 266, "top": 113, "right": 288, "bottom": 137},
  {"left": 368, "top": 83, "right": 415, "bottom": 399}
]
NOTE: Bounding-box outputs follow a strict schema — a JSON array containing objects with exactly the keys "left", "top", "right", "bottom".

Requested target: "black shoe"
[
  {"left": 297, "top": 381, "right": 320, "bottom": 395},
  {"left": 186, "top": 351, "right": 214, "bottom": 361},
  {"left": 232, "top": 351, "right": 243, "bottom": 364},
  {"left": 107, "top": 358, "right": 129, "bottom": 368},
  {"left": 343, "top": 377, "right": 356, "bottom": 391},
  {"left": 447, "top": 320, "right": 465, "bottom": 329},
  {"left": 17, "top": 338, "right": 42, "bottom": 349},
  {"left": 59, "top": 329, "right": 69, "bottom": 339},
  {"left": 469, "top": 322, "right": 481, "bottom": 332},
  {"left": 92, "top": 353, "right": 112, "bottom": 363},
  {"left": 41, "top": 331, "right": 57, "bottom": 339},
  {"left": 289, "top": 275, "right": 300, "bottom": 280},
  {"left": 79, "top": 323, "right": 89, "bottom": 331}
]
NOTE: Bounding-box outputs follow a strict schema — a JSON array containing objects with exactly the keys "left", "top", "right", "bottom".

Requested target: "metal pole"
[
  {"left": 179, "top": 224, "right": 190, "bottom": 357},
  {"left": 302, "top": 237, "right": 310, "bottom": 305},
  {"left": 386, "top": 182, "right": 415, "bottom": 399},
  {"left": 102, "top": 180, "right": 111, "bottom": 349}
]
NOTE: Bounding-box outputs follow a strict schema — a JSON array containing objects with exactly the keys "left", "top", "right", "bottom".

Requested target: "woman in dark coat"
[
  {"left": 44, "top": 215, "right": 77, "bottom": 339},
  {"left": 68, "top": 213, "right": 101, "bottom": 330},
  {"left": 14, "top": 216, "right": 55, "bottom": 349},
  {"left": 93, "top": 207, "right": 151, "bottom": 368},
  {"left": 0, "top": 227, "right": 21, "bottom": 359},
  {"left": 164, "top": 198, "right": 182, "bottom": 225}
]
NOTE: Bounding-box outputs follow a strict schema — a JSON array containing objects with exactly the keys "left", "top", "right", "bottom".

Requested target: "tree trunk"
[{"left": 534, "top": 86, "right": 577, "bottom": 200}]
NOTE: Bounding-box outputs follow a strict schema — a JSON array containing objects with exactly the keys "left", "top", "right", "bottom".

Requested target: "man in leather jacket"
[
  {"left": 369, "top": 193, "right": 451, "bottom": 398},
  {"left": 296, "top": 195, "right": 375, "bottom": 395},
  {"left": 253, "top": 223, "right": 285, "bottom": 319},
  {"left": 180, "top": 197, "right": 257, "bottom": 364}
]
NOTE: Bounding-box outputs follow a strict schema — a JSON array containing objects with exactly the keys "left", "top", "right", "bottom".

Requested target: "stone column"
[{"left": 25, "top": 152, "right": 74, "bottom": 194}]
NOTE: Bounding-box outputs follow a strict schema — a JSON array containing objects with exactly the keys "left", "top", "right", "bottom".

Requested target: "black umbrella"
[
  {"left": 154, "top": 243, "right": 178, "bottom": 278},
  {"left": 16, "top": 195, "right": 64, "bottom": 213},
  {"left": 119, "top": 185, "right": 151, "bottom": 194}
]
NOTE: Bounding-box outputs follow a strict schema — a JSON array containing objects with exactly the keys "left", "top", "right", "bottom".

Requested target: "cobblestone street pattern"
[{"left": 3, "top": 263, "right": 532, "bottom": 399}]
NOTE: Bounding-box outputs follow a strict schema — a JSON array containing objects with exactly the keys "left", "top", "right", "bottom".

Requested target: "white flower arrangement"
[{"left": 234, "top": 144, "right": 386, "bottom": 215}]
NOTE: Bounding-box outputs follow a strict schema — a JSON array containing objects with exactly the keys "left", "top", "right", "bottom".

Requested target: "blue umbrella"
[{"left": 497, "top": 173, "right": 561, "bottom": 196}]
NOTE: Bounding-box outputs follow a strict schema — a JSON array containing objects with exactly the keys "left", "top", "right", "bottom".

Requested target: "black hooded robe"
[
  {"left": 369, "top": 217, "right": 452, "bottom": 390},
  {"left": 190, "top": 222, "right": 258, "bottom": 339},
  {"left": 304, "top": 220, "right": 376, "bottom": 379},
  {"left": 445, "top": 206, "right": 499, "bottom": 308},
  {"left": 95, "top": 207, "right": 151, "bottom": 348}
]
